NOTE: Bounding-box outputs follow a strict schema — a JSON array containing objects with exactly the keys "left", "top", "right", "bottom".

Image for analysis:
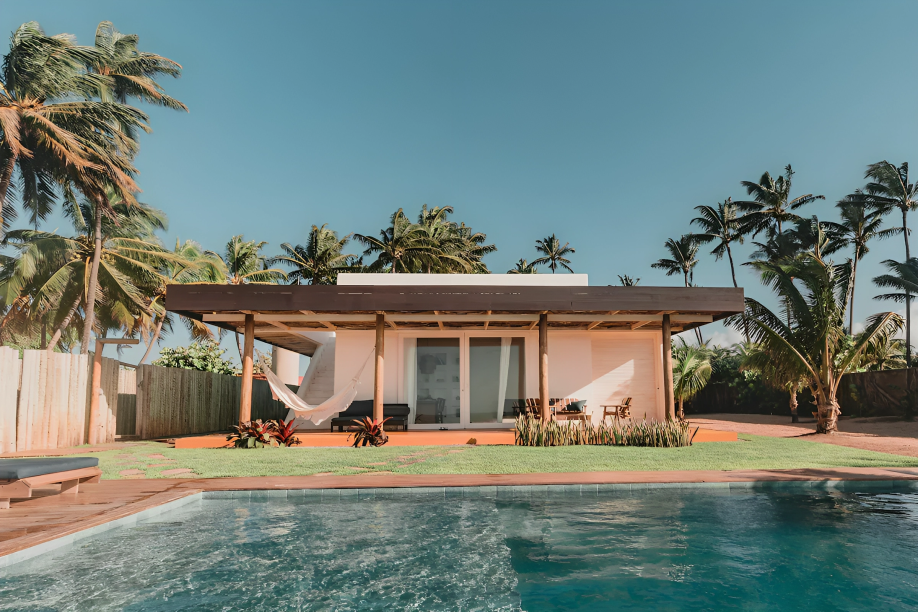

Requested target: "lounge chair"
[
  {"left": 0, "top": 457, "right": 101, "bottom": 509},
  {"left": 602, "top": 397, "right": 632, "bottom": 422},
  {"left": 329, "top": 400, "right": 410, "bottom": 431}
]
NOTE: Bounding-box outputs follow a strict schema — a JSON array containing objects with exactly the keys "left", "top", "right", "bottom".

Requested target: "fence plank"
[{"left": 0, "top": 347, "right": 20, "bottom": 453}]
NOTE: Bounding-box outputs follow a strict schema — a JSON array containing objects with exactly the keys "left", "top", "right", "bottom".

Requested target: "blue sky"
[{"left": 4, "top": 0, "right": 918, "bottom": 369}]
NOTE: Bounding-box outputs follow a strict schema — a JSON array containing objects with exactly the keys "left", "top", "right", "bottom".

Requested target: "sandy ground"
[{"left": 690, "top": 414, "right": 918, "bottom": 458}]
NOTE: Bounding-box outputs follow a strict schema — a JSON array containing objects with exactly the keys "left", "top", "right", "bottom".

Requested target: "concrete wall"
[
  {"left": 337, "top": 273, "right": 589, "bottom": 286},
  {"left": 590, "top": 332, "right": 665, "bottom": 422}
]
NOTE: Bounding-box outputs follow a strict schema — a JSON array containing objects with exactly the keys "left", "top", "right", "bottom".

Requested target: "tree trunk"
[
  {"left": 39, "top": 315, "right": 47, "bottom": 350},
  {"left": 815, "top": 397, "right": 840, "bottom": 434},
  {"left": 904, "top": 208, "right": 911, "bottom": 366},
  {"left": 678, "top": 397, "right": 684, "bottom": 421},
  {"left": 727, "top": 243, "right": 751, "bottom": 343},
  {"left": 0, "top": 154, "right": 14, "bottom": 237},
  {"left": 848, "top": 252, "right": 858, "bottom": 334},
  {"left": 46, "top": 294, "right": 83, "bottom": 353},
  {"left": 789, "top": 389, "right": 798, "bottom": 423},
  {"left": 139, "top": 315, "right": 165, "bottom": 364},
  {"left": 80, "top": 199, "right": 104, "bottom": 354}
]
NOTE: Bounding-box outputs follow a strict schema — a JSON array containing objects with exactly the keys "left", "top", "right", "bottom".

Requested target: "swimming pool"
[{"left": 3, "top": 485, "right": 918, "bottom": 611}]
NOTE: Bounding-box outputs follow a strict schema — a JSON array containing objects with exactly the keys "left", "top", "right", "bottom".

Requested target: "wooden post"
[
  {"left": 87, "top": 344, "right": 104, "bottom": 445},
  {"left": 662, "top": 314, "right": 674, "bottom": 420},
  {"left": 374, "top": 313, "right": 385, "bottom": 422},
  {"left": 539, "top": 313, "right": 550, "bottom": 421},
  {"left": 239, "top": 313, "right": 255, "bottom": 423}
]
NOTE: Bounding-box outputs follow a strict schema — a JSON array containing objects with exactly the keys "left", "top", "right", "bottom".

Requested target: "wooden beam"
[
  {"left": 374, "top": 313, "right": 385, "bottom": 422},
  {"left": 662, "top": 313, "right": 674, "bottom": 420},
  {"left": 630, "top": 321, "right": 651, "bottom": 330},
  {"left": 434, "top": 311, "right": 445, "bottom": 330},
  {"left": 546, "top": 314, "right": 713, "bottom": 323},
  {"left": 484, "top": 310, "right": 491, "bottom": 330},
  {"left": 239, "top": 314, "right": 255, "bottom": 423},
  {"left": 539, "top": 313, "right": 549, "bottom": 422},
  {"left": 587, "top": 320, "right": 604, "bottom": 330},
  {"left": 267, "top": 320, "right": 290, "bottom": 330}
]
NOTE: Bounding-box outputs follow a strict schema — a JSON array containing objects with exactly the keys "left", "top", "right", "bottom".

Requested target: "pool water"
[{"left": 3, "top": 487, "right": 918, "bottom": 611}]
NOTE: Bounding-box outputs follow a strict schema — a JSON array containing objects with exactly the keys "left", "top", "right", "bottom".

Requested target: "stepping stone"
[
  {"left": 366, "top": 462, "right": 387, "bottom": 466},
  {"left": 147, "top": 454, "right": 167, "bottom": 459},
  {"left": 119, "top": 469, "right": 144, "bottom": 476},
  {"left": 147, "top": 463, "right": 170, "bottom": 468},
  {"left": 160, "top": 468, "right": 194, "bottom": 476},
  {"left": 313, "top": 472, "right": 335, "bottom": 476}
]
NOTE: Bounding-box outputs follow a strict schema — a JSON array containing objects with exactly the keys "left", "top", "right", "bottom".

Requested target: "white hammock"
[{"left": 259, "top": 350, "right": 373, "bottom": 425}]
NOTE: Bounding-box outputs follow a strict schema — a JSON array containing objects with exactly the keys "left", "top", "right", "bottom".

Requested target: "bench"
[
  {"left": 0, "top": 457, "right": 102, "bottom": 509},
  {"left": 330, "top": 400, "right": 410, "bottom": 432}
]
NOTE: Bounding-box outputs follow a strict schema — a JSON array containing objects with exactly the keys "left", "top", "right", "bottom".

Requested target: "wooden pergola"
[{"left": 166, "top": 284, "right": 744, "bottom": 422}]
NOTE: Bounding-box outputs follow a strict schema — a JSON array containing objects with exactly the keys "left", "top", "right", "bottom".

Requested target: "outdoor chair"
[
  {"left": 0, "top": 457, "right": 101, "bottom": 509},
  {"left": 602, "top": 397, "right": 632, "bottom": 422},
  {"left": 330, "top": 400, "right": 410, "bottom": 431}
]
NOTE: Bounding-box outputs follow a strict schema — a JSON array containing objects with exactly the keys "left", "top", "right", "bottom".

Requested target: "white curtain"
[
  {"left": 497, "top": 337, "right": 512, "bottom": 422},
  {"left": 404, "top": 338, "right": 417, "bottom": 425}
]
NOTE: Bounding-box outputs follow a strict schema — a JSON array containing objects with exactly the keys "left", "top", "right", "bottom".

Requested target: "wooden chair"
[
  {"left": 601, "top": 397, "right": 632, "bottom": 422},
  {"left": 0, "top": 458, "right": 101, "bottom": 509}
]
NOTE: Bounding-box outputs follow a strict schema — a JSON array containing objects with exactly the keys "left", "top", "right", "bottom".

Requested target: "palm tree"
[
  {"left": 135, "top": 239, "right": 225, "bottom": 364},
  {"left": 415, "top": 205, "right": 495, "bottom": 273},
  {"left": 822, "top": 202, "right": 888, "bottom": 333},
  {"left": 844, "top": 162, "right": 918, "bottom": 363},
  {"left": 872, "top": 257, "right": 918, "bottom": 367},
  {"left": 672, "top": 338, "right": 712, "bottom": 420},
  {"left": 739, "top": 341, "right": 807, "bottom": 423},
  {"left": 508, "top": 259, "right": 537, "bottom": 274},
  {"left": 652, "top": 235, "right": 703, "bottom": 343},
  {"left": 276, "top": 224, "right": 356, "bottom": 285},
  {"left": 532, "top": 234, "right": 575, "bottom": 273},
  {"left": 354, "top": 209, "right": 439, "bottom": 273},
  {"left": 617, "top": 274, "right": 640, "bottom": 286},
  {"left": 0, "top": 22, "right": 148, "bottom": 235},
  {"left": 734, "top": 165, "right": 824, "bottom": 237},
  {"left": 731, "top": 254, "right": 902, "bottom": 433},
  {"left": 0, "top": 199, "right": 178, "bottom": 352},
  {"left": 691, "top": 198, "right": 744, "bottom": 287}
]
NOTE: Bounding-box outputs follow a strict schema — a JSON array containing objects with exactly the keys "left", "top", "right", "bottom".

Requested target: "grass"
[{"left": 75, "top": 435, "right": 918, "bottom": 480}]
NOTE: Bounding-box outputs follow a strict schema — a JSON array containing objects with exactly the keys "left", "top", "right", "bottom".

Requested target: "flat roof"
[
  {"left": 167, "top": 284, "right": 744, "bottom": 356},
  {"left": 337, "top": 273, "right": 589, "bottom": 286}
]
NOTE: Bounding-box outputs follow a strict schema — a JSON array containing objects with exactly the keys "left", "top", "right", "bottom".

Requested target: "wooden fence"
[
  {"left": 838, "top": 368, "right": 918, "bottom": 419},
  {"left": 0, "top": 347, "right": 120, "bottom": 452},
  {"left": 133, "top": 365, "right": 288, "bottom": 439},
  {"left": 0, "top": 347, "right": 291, "bottom": 450}
]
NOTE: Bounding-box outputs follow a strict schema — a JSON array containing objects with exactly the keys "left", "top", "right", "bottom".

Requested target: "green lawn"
[{"left": 76, "top": 435, "right": 918, "bottom": 480}]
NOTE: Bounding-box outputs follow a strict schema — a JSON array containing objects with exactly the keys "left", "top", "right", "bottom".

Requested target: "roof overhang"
[{"left": 166, "top": 284, "right": 745, "bottom": 356}]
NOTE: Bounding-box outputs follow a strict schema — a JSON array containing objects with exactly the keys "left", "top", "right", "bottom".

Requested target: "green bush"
[
  {"left": 152, "top": 341, "right": 238, "bottom": 375},
  {"left": 514, "top": 416, "right": 696, "bottom": 448}
]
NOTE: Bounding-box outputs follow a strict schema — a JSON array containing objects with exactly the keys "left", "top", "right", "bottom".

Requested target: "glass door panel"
[
  {"left": 469, "top": 337, "right": 525, "bottom": 423},
  {"left": 412, "top": 338, "right": 461, "bottom": 424}
]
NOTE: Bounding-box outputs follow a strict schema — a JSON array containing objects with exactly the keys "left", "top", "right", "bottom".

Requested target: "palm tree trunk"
[
  {"left": 139, "top": 315, "right": 165, "bottom": 364},
  {"left": 789, "top": 389, "right": 798, "bottom": 423},
  {"left": 39, "top": 315, "right": 47, "bottom": 350},
  {"left": 815, "top": 396, "right": 840, "bottom": 434},
  {"left": 46, "top": 294, "right": 82, "bottom": 353},
  {"left": 904, "top": 208, "right": 911, "bottom": 366},
  {"left": 726, "top": 243, "right": 750, "bottom": 343},
  {"left": 80, "top": 199, "right": 104, "bottom": 354},
  {"left": 848, "top": 254, "right": 858, "bottom": 334},
  {"left": 0, "top": 155, "right": 14, "bottom": 236}
]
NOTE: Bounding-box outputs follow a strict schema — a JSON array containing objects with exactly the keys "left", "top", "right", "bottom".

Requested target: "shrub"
[
  {"left": 227, "top": 420, "right": 276, "bottom": 448},
  {"left": 514, "top": 416, "right": 697, "bottom": 448},
  {"left": 153, "top": 341, "right": 238, "bottom": 375},
  {"left": 347, "top": 417, "right": 390, "bottom": 447},
  {"left": 270, "top": 418, "right": 301, "bottom": 447}
]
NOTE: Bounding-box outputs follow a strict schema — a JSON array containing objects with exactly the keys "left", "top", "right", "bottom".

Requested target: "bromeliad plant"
[
  {"left": 514, "top": 416, "right": 697, "bottom": 448},
  {"left": 227, "top": 420, "right": 276, "bottom": 448},
  {"left": 348, "top": 417, "right": 391, "bottom": 447},
  {"left": 270, "top": 418, "right": 301, "bottom": 447}
]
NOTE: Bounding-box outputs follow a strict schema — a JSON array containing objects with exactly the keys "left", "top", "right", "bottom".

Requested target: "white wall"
[
  {"left": 334, "top": 331, "right": 400, "bottom": 403},
  {"left": 333, "top": 328, "right": 666, "bottom": 424},
  {"left": 591, "top": 332, "right": 665, "bottom": 422}
]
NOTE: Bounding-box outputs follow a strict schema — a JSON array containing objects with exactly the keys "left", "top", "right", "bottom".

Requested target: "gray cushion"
[
  {"left": 0, "top": 457, "right": 99, "bottom": 480},
  {"left": 567, "top": 400, "right": 587, "bottom": 413}
]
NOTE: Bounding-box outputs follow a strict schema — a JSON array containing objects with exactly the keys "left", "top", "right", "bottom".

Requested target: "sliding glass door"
[{"left": 403, "top": 334, "right": 526, "bottom": 428}]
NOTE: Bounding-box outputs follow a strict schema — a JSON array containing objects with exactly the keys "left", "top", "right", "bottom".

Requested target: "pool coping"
[{"left": 3, "top": 473, "right": 918, "bottom": 569}]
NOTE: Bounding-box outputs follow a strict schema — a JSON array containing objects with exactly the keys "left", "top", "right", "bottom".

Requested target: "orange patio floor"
[{"left": 172, "top": 428, "right": 736, "bottom": 448}]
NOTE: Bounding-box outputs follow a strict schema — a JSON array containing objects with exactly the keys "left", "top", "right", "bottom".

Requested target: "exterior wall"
[
  {"left": 590, "top": 332, "right": 665, "bottom": 422},
  {"left": 337, "top": 273, "right": 589, "bottom": 286},
  {"left": 332, "top": 329, "right": 666, "bottom": 425}
]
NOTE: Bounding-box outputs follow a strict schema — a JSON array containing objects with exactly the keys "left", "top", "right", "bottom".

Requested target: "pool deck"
[{"left": 2, "top": 466, "right": 917, "bottom": 564}]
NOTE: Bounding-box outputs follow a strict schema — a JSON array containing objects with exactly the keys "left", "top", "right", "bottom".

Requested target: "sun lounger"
[{"left": 0, "top": 457, "right": 101, "bottom": 509}]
